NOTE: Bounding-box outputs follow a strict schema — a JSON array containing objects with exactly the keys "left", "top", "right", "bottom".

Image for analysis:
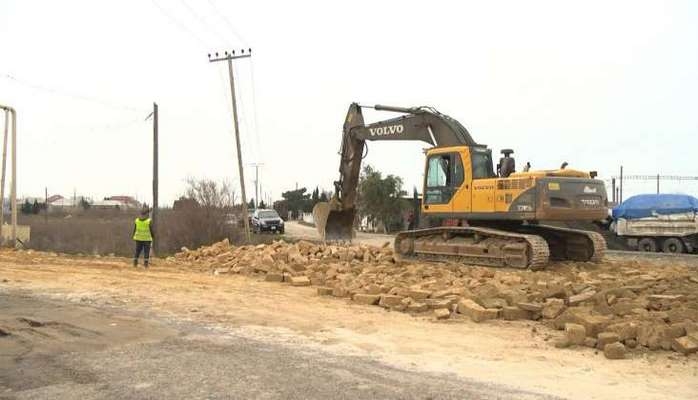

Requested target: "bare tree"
[{"left": 163, "top": 178, "right": 242, "bottom": 249}]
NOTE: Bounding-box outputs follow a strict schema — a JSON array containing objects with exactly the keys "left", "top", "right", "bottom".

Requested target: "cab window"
[
  {"left": 424, "top": 153, "right": 463, "bottom": 204},
  {"left": 471, "top": 150, "right": 495, "bottom": 179}
]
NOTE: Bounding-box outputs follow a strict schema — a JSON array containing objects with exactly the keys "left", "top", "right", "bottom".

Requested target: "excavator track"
[
  {"left": 394, "top": 227, "right": 550, "bottom": 270},
  {"left": 509, "top": 225, "right": 606, "bottom": 263}
]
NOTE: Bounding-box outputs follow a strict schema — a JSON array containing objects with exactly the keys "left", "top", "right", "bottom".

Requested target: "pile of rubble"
[{"left": 172, "top": 239, "right": 698, "bottom": 359}]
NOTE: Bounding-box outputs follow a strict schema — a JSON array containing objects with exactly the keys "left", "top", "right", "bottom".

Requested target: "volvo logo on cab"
[{"left": 369, "top": 124, "right": 404, "bottom": 136}]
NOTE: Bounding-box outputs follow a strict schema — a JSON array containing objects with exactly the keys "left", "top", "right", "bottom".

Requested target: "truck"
[{"left": 610, "top": 194, "right": 698, "bottom": 253}]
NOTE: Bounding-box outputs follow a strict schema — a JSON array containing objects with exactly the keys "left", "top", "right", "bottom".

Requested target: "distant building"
[
  {"left": 104, "top": 196, "right": 141, "bottom": 209},
  {"left": 47, "top": 196, "right": 82, "bottom": 210},
  {"left": 91, "top": 199, "right": 126, "bottom": 209}
]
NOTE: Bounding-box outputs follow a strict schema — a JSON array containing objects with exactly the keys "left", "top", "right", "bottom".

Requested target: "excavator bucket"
[{"left": 312, "top": 202, "right": 355, "bottom": 241}]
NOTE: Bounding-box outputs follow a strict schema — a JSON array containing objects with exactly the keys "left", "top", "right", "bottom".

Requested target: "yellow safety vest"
[{"left": 133, "top": 218, "right": 153, "bottom": 241}]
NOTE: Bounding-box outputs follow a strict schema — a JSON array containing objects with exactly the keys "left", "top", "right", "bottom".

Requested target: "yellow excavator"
[{"left": 314, "top": 103, "right": 608, "bottom": 269}]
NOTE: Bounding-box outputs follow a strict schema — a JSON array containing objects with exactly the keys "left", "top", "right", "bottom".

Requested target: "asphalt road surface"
[{"left": 0, "top": 290, "right": 559, "bottom": 400}]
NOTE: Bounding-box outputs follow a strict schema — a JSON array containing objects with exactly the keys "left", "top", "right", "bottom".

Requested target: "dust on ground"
[{"left": 0, "top": 248, "right": 696, "bottom": 400}]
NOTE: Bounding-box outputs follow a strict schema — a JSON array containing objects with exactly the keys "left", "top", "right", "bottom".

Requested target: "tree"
[
  {"left": 258, "top": 200, "right": 267, "bottom": 209},
  {"left": 32, "top": 200, "right": 41, "bottom": 214},
  {"left": 320, "top": 191, "right": 330, "bottom": 202},
  {"left": 248, "top": 198, "right": 255, "bottom": 210},
  {"left": 280, "top": 187, "right": 312, "bottom": 218},
  {"left": 171, "top": 178, "right": 241, "bottom": 248},
  {"left": 79, "top": 198, "right": 91, "bottom": 210},
  {"left": 311, "top": 186, "right": 320, "bottom": 205},
  {"left": 184, "top": 178, "right": 235, "bottom": 210},
  {"left": 357, "top": 165, "right": 407, "bottom": 233},
  {"left": 21, "top": 200, "right": 32, "bottom": 215}
]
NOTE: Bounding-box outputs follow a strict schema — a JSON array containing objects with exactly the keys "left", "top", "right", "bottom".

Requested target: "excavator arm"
[{"left": 316, "top": 102, "right": 478, "bottom": 240}]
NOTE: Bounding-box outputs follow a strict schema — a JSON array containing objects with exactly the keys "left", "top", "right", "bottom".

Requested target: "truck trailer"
[{"left": 611, "top": 194, "right": 698, "bottom": 253}]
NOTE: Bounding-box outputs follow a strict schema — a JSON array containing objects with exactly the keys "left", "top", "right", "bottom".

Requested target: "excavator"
[{"left": 313, "top": 103, "right": 608, "bottom": 269}]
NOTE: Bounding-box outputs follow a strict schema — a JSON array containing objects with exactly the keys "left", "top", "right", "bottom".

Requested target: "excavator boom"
[{"left": 318, "top": 103, "right": 481, "bottom": 240}]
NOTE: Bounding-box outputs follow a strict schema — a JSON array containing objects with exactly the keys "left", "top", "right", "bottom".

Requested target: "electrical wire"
[
  {"left": 248, "top": 58, "right": 263, "bottom": 162},
  {"left": 150, "top": 0, "right": 209, "bottom": 48},
  {"left": 205, "top": 0, "right": 248, "bottom": 46},
  {"left": 1, "top": 73, "right": 148, "bottom": 113},
  {"left": 178, "top": 0, "right": 232, "bottom": 47},
  {"left": 231, "top": 63, "right": 260, "bottom": 163}
]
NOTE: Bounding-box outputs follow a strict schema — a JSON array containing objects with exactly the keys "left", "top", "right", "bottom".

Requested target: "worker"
[
  {"left": 407, "top": 211, "right": 416, "bottom": 230},
  {"left": 132, "top": 208, "right": 154, "bottom": 268},
  {"left": 523, "top": 162, "right": 531, "bottom": 172},
  {"left": 560, "top": 161, "right": 568, "bottom": 170}
]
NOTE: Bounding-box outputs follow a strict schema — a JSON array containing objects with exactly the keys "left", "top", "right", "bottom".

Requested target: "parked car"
[{"left": 251, "top": 209, "right": 285, "bottom": 234}]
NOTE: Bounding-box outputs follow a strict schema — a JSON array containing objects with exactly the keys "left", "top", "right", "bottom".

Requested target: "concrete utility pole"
[
  {"left": 619, "top": 165, "right": 624, "bottom": 203},
  {"left": 0, "top": 109, "right": 9, "bottom": 230},
  {"left": 0, "top": 105, "right": 17, "bottom": 246},
  {"left": 209, "top": 49, "right": 252, "bottom": 241},
  {"left": 249, "top": 163, "right": 264, "bottom": 209},
  {"left": 152, "top": 102, "right": 159, "bottom": 254},
  {"left": 611, "top": 178, "right": 616, "bottom": 204}
]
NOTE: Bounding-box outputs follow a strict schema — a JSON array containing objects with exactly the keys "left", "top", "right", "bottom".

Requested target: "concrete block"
[
  {"left": 290, "top": 276, "right": 311, "bottom": 287},
  {"left": 596, "top": 332, "right": 620, "bottom": 349},
  {"left": 457, "top": 299, "right": 498, "bottom": 322},
  {"left": 542, "top": 298, "right": 566, "bottom": 319},
  {"left": 264, "top": 273, "right": 284, "bottom": 282},
  {"left": 604, "top": 342, "right": 627, "bottom": 359},
  {"left": 672, "top": 336, "right": 698, "bottom": 355},
  {"left": 516, "top": 302, "right": 544, "bottom": 312},
  {"left": 565, "top": 323, "right": 586, "bottom": 345},
  {"left": 379, "top": 294, "right": 404, "bottom": 308},
  {"left": 353, "top": 294, "right": 381, "bottom": 305},
  {"left": 501, "top": 306, "right": 532, "bottom": 321},
  {"left": 434, "top": 308, "right": 451, "bottom": 320},
  {"left": 407, "top": 302, "right": 429, "bottom": 313},
  {"left": 316, "top": 287, "right": 333, "bottom": 296},
  {"left": 568, "top": 290, "right": 597, "bottom": 306}
]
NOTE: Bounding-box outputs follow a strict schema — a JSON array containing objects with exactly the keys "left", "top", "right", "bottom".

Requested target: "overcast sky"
[{"left": 1, "top": 0, "right": 697, "bottom": 205}]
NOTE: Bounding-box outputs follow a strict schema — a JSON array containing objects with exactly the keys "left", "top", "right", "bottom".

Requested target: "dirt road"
[
  {"left": 1, "top": 250, "right": 696, "bottom": 399},
  {"left": 1, "top": 291, "right": 556, "bottom": 400}
]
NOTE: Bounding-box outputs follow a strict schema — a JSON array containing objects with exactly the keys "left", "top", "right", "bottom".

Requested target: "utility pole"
[
  {"left": 656, "top": 173, "right": 660, "bottom": 194},
  {"left": 0, "top": 109, "right": 9, "bottom": 231},
  {"left": 611, "top": 178, "right": 616, "bottom": 204},
  {"left": 44, "top": 187, "right": 48, "bottom": 224},
  {"left": 152, "top": 102, "right": 159, "bottom": 254},
  {"left": 249, "top": 163, "right": 264, "bottom": 209},
  {"left": 0, "top": 104, "right": 17, "bottom": 246},
  {"left": 209, "top": 49, "right": 252, "bottom": 241},
  {"left": 619, "top": 165, "right": 624, "bottom": 203}
]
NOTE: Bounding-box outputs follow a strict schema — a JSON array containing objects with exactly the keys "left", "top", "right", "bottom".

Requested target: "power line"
[
  {"left": 205, "top": 0, "right": 248, "bottom": 45},
  {"left": 1, "top": 74, "right": 148, "bottom": 113},
  {"left": 611, "top": 175, "right": 698, "bottom": 181},
  {"left": 150, "top": 0, "right": 209, "bottom": 48},
  {"left": 231, "top": 63, "right": 259, "bottom": 163},
  {"left": 249, "top": 58, "right": 263, "bottom": 163},
  {"left": 178, "top": 0, "right": 231, "bottom": 47}
]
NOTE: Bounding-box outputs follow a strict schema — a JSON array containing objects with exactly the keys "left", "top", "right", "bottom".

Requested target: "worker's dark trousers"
[{"left": 133, "top": 240, "right": 151, "bottom": 266}]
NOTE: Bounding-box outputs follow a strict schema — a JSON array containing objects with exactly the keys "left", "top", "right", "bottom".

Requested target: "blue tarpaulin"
[{"left": 612, "top": 194, "right": 698, "bottom": 219}]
